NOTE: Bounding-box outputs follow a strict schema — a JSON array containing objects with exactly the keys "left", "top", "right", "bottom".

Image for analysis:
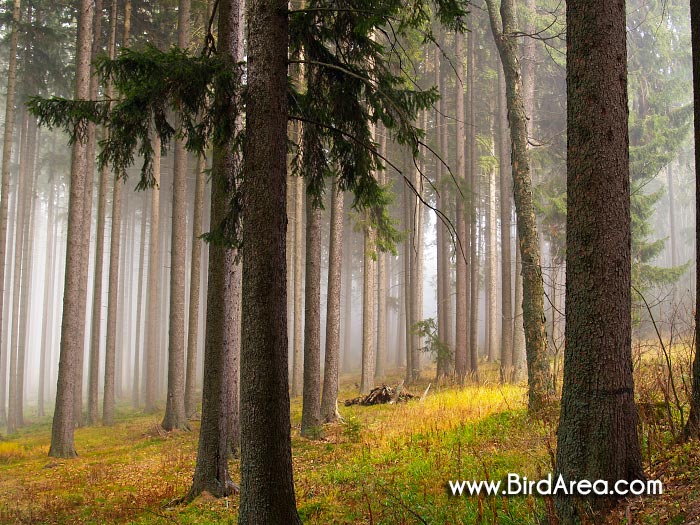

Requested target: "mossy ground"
[{"left": 0, "top": 363, "right": 696, "bottom": 524}]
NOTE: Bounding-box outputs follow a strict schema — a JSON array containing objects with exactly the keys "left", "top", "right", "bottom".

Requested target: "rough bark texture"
[
  {"left": 498, "top": 68, "right": 514, "bottom": 382},
  {"left": 185, "top": 154, "right": 205, "bottom": 416},
  {"left": 133, "top": 197, "right": 147, "bottom": 408},
  {"left": 685, "top": 0, "right": 700, "bottom": 441},
  {"left": 186, "top": 0, "right": 240, "bottom": 499},
  {"left": 486, "top": 0, "right": 550, "bottom": 410},
  {"left": 301, "top": 187, "right": 322, "bottom": 435},
  {"left": 321, "top": 182, "right": 343, "bottom": 422},
  {"left": 238, "top": 0, "right": 300, "bottom": 519},
  {"left": 555, "top": 0, "right": 644, "bottom": 520},
  {"left": 341, "top": 220, "right": 353, "bottom": 373},
  {"left": 454, "top": 32, "right": 468, "bottom": 381},
  {"left": 49, "top": 0, "right": 94, "bottom": 457}
]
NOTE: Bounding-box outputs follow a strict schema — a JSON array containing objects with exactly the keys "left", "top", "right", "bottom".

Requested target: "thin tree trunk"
[
  {"left": 301, "top": 182, "right": 322, "bottom": 434},
  {"left": 402, "top": 175, "right": 413, "bottom": 383},
  {"left": 185, "top": 155, "right": 205, "bottom": 416},
  {"left": 498, "top": 68, "right": 514, "bottom": 382},
  {"left": 485, "top": 0, "right": 550, "bottom": 410},
  {"left": 321, "top": 181, "right": 343, "bottom": 422},
  {"left": 292, "top": 172, "right": 304, "bottom": 396},
  {"left": 375, "top": 132, "right": 388, "bottom": 380},
  {"left": 685, "top": 0, "right": 700, "bottom": 441},
  {"left": 39, "top": 180, "right": 57, "bottom": 418},
  {"left": 8, "top": 113, "right": 29, "bottom": 434},
  {"left": 487, "top": 122, "right": 498, "bottom": 364},
  {"left": 162, "top": 0, "right": 191, "bottom": 432},
  {"left": 133, "top": 197, "right": 147, "bottom": 408},
  {"left": 454, "top": 32, "right": 468, "bottom": 381},
  {"left": 144, "top": 136, "right": 161, "bottom": 414},
  {"left": 49, "top": 0, "right": 95, "bottom": 457},
  {"left": 467, "top": 30, "right": 479, "bottom": 378},
  {"left": 360, "top": 220, "right": 376, "bottom": 394},
  {"left": 0, "top": 0, "right": 22, "bottom": 430},
  {"left": 341, "top": 217, "right": 353, "bottom": 373}
]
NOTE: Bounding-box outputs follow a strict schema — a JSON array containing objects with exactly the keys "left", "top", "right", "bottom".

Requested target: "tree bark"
[
  {"left": 0, "top": 0, "right": 22, "bottom": 430},
  {"left": 683, "top": 0, "right": 700, "bottom": 441},
  {"left": 454, "top": 32, "right": 468, "bottom": 381},
  {"left": 301, "top": 182, "right": 322, "bottom": 434},
  {"left": 133, "top": 196, "right": 148, "bottom": 408},
  {"left": 498, "top": 68, "right": 514, "bottom": 382},
  {"left": 556, "top": 0, "right": 644, "bottom": 519},
  {"left": 485, "top": 0, "right": 550, "bottom": 410},
  {"left": 161, "top": 0, "right": 192, "bottom": 432},
  {"left": 321, "top": 182, "right": 343, "bottom": 422},
  {"left": 144, "top": 135, "right": 161, "bottom": 414},
  {"left": 186, "top": 0, "right": 242, "bottom": 499},
  {"left": 185, "top": 154, "right": 206, "bottom": 416},
  {"left": 292, "top": 172, "right": 304, "bottom": 396},
  {"left": 49, "top": 0, "right": 95, "bottom": 457},
  {"left": 360, "top": 221, "right": 376, "bottom": 394},
  {"left": 239, "top": 0, "right": 300, "bottom": 518}
]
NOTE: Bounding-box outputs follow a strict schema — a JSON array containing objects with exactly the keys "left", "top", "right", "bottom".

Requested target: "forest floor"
[{"left": 0, "top": 364, "right": 697, "bottom": 524}]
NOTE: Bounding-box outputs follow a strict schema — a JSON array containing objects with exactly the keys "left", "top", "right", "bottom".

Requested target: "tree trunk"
[
  {"left": 185, "top": 154, "right": 206, "bottom": 416},
  {"left": 292, "top": 172, "right": 304, "bottom": 396},
  {"left": 186, "top": 0, "right": 242, "bottom": 499},
  {"left": 341, "top": 218, "right": 353, "bottom": 373},
  {"left": 8, "top": 112, "right": 29, "bottom": 434},
  {"left": 685, "top": 0, "right": 700, "bottom": 441},
  {"left": 133, "top": 196, "right": 148, "bottom": 408},
  {"left": 301, "top": 182, "right": 322, "bottom": 434},
  {"left": 402, "top": 175, "right": 413, "bottom": 383},
  {"left": 161, "top": 0, "right": 192, "bottom": 433},
  {"left": 556, "top": 0, "right": 644, "bottom": 519},
  {"left": 467, "top": 31, "right": 479, "bottom": 378},
  {"left": 49, "top": 0, "right": 94, "bottom": 457},
  {"left": 144, "top": 136, "right": 161, "bottom": 414},
  {"left": 87, "top": 0, "right": 118, "bottom": 425},
  {"left": 487, "top": 123, "right": 498, "bottom": 364},
  {"left": 321, "top": 181, "right": 343, "bottom": 422},
  {"left": 239, "top": 0, "right": 300, "bottom": 517},
  {"left": 498, "top": 68, "right": 514, "bottom": 382},
  {"left": 360, "top": 221, "right": 376, "bottom": 394},
  {"left": 0, "top": 0, "right": 22, "bottom": 430},
  {"left": 39, "top": 179, "right": 58, "bottom": 418},
  {"left": 485, "top": 0, "right": 550, "bottom": 410},
  {"left": 454, "top": 32, "right": 468, "bottom": 381}
]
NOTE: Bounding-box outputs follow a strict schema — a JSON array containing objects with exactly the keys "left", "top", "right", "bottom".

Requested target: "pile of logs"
[{"left": 344, "top": 383, "right": 415, "bottom": 406}]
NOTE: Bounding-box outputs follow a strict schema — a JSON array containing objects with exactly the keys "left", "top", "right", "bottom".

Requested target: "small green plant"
[{"left": 342, "top": 415, "right": 362, "bottom": 443}]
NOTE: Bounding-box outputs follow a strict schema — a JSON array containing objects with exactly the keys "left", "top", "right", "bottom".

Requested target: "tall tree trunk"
[
  {"left": 301, "top": 182, "right": 322, "bottom": 434},
  {"left": 486, "top": 123, "right": 498, "bottom": 363},
  {"left": 8, "top": 112, "right": 29, "bottom": 434},
  {"left": 555, "top": 0, "right": 644, "bottom": 519},
  {"left": 360, "top": 220, "right": 376, "bottom": 394},
  {"left": 16, "top": 118, "right": 38, "bottom": 429},
  {"left": 498, "top": 68, "right": 514, "bottom": 382},
  {"left": 144, "top": 136, "right": 161, "bottom": 414},
  {"left": 0, "top": 0, "right": 22, "bottom": 430},
  {"left": 485, "top": 0, "right": 550, "bottom": 411},
  {"left": 454, "top": 32, "right": 468, "bottom": 381},
  {"left": 239, "top": 0, "right": 300, "bottom": 518},
  {"left": 49, "top": 0, "right": 95, "bottom": 457},
  {"left": 467, "top": 30, "right": 479, "bottom": 378},
  {"left": 186, "top": 0, "right": 242, "bottom": 498},
  {"left": 292, "top": 173, "right": 304, "bottom": 396},
  {"left": 341, "top": 218, "right": 353, "bottom": 373},
  {"left": 162, "top": 0, "right": 192, "bottom": 432},
  {"left": 321, "top": 182, "right": 343, "bottom": 422},
  {"left": 402, "top": 175, "right": 413, "bottom": 383},
  {"left": 133, "top": 197, "right": 147, "bottom": 408},
  {"left": 409, "top": 127, "right": 424, "bottom": 383},
  {"left": 39, "top": 180, "right": 58, "bottom": 417},
  {"left": 185, "top": 155, "right": 206, "bottom": 416},
  {"left": 88, "top": 0, "right": 118, "bottom": 425},
  {"left": 685, "top": 0, "right": 700, "bottom": 441},
  {"left": 375, "top": 132, "right": 388, "bottom": 380}
]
